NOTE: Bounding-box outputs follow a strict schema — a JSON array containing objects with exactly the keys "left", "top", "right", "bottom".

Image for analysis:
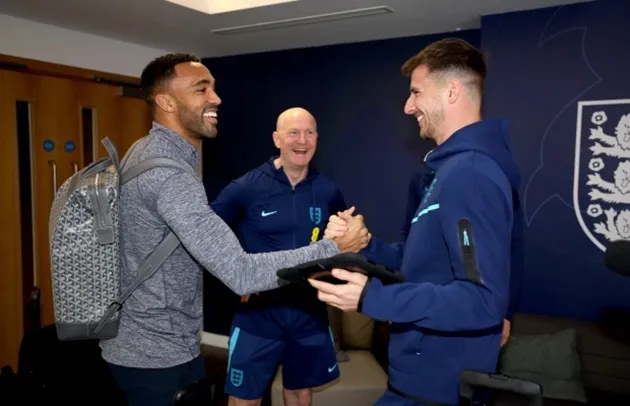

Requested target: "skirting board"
[{"left": 201, "top": 332, "right": 229, "bottom": 349}]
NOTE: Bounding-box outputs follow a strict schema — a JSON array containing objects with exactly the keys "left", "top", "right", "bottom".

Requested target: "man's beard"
[
  {"left": 178, "top": 103, "right": 217, "bottom": 139},
  {"left": 419, "top": 105, "right": 444, "bottom": 141},
  {"left": 420, "top": 123, "right": 433, "bottom": 140}
]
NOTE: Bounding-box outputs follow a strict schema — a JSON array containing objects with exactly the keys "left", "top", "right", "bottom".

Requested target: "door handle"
[
  {"left": 48, "top": 160, "right": 57, "bottom": 192},
  {"left": 71, "top": 161, "right": 78, "bottom": 174}
]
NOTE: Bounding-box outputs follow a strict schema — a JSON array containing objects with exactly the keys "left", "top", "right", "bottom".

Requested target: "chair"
[{"left": 174, "top": 376, "right": 218, "bottom": 406}]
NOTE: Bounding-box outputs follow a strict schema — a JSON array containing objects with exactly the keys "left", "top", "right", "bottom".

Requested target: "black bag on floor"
[{"left": 14, "top": 324, "right": 126, "bottom": 405}]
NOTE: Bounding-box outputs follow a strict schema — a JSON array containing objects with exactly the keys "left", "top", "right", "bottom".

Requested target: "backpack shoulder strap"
[
  {"left": 101, "top": 137, "right": 121, "bottom": 175},
  {"left": 94, "top": 231, "right": 180, "bottom": 334}
]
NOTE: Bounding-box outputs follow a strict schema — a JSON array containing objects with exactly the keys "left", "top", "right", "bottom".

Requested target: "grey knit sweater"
[{"left": 99, "top": 122, "right": 340, "bottom": 368}]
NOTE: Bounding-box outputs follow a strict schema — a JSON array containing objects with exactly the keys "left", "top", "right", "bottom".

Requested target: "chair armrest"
[{"left": 459, "top": 370, "right": 543, "bottom": 406}]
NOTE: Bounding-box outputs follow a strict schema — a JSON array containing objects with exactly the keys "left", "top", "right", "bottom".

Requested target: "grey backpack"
[{"left": 48, "top": 137, "right": 192, "bottom": 341}]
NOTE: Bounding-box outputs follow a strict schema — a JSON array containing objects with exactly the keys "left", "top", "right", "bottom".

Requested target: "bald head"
[
  {"left": 276, "top": 107, "right": 317, "bottom": 131},
  {"left": 273, "top": 107, "right": 318, "bottom": 171}
]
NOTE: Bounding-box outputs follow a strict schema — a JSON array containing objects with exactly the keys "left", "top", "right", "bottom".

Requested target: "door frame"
[{"left": 0, "top": 54, "right": 141, "bottom": 87}]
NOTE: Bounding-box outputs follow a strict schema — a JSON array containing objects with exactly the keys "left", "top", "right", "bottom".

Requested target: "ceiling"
[{"left": 0, "top": 0, "right": 591, "bottom": 58}]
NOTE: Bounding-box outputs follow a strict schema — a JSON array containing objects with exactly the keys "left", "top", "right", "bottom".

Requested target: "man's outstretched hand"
[
  {"left": 329, "top": 207, "right": 370, "bottom": 253},
  {"left": 325, "top": 207, "right": 372, "bottom": 252}
]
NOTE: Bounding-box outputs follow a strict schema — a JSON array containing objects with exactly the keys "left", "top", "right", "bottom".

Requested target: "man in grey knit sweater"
[{"left": 100, "top": 53, "right": 369, "bottom": 406}]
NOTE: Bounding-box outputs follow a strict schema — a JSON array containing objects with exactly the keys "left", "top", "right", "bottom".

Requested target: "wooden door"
[
  {"left": 0, "top": 69, "right": 151, "bottom": 370},
  {"left": 117, "top": 95, "right": 152, "bottom": 156},
  {"left": 77, "top": 85, "right": 151, "bottom": 162},
  {"left": 30, "top": 73, "right": 84, "bottom": 328}
]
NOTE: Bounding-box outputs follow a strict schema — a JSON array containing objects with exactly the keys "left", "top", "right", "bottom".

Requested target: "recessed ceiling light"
[{"left": 164, "top": 0, "right": 299, "bottom": 15}]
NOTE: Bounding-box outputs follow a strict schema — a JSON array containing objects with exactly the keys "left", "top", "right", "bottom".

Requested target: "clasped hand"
[
  {"left": 326, "top": 206, "right": 370, "bottom": 253},
  {"left": 309, "top": 208, "right": 372, "bottom": 311}
]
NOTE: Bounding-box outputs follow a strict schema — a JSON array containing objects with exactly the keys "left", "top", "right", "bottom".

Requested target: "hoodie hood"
[
  {"left": 259, "top": 156, "right": 319, "bottom": 186},
  {"left": 425, "top": 119, "right": 521, "bottom": 190},
  {"left": 258, "top": 156, "right": 319, "bottom": 213}
]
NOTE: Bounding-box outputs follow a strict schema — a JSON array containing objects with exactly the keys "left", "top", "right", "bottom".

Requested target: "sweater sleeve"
[{"left": 156, "top": 170, "right": 341, "bottom": 295}]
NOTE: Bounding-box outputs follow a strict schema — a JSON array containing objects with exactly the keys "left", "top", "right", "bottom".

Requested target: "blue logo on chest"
[
  {"left": 309, "top": 206, "right": 322, "bottom": 225},
  {"left": 412, "top": 177, "right": 440, "bottom": 224}
]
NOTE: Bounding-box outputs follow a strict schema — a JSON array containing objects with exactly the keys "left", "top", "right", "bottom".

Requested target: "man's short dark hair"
[
  {"left": 401, "top": 38, "right": 487, "bottom": 97},
  {"left": 140, "top": 53, "right": 201, "bottom": 109}
]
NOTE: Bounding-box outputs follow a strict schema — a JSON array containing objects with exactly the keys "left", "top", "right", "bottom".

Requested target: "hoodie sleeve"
[
  {"left": 210, "top": 179, "right": 247, "bottom": 228},
  {"left": 359, "top": 169, "right": 512, "bottom": 331},
  {"left": 359, "top": 239, "right": 406, "bottom": 271}
]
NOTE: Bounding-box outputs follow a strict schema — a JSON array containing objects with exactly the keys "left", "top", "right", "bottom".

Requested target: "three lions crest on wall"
[{"left": 574, "top": 98, "right": 630, "bottom": 251}]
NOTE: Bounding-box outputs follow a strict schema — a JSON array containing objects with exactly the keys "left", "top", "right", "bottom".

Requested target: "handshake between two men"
[
  {"left": 310, "top": 207, "right": 372, "bottom": 313},
  {"left": 317, "top": 208, "right": 513, "bottom": 347}
]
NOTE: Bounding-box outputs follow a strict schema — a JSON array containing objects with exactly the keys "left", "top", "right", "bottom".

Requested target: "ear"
[
  {"left": 446, "top": 79, "right": 462, "bottom": 105},
  {"left": 154, "top": 93, "right": 177, "bottom": 113},
  {"left": 272, "top": 131, "right": 281, "bottom": 149}
]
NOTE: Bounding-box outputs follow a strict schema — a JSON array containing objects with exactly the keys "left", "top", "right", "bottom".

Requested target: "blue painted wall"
[{"left": 481, "top": 0, "right": 630, "bottom": 319}]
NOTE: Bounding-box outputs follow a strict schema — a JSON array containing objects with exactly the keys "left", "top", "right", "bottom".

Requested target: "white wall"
[
  {"left": 0, "top": 13, "right": 171, "bottom": 77},
  {"left": 1, "top": 12, "right": 227, "bottom": 348}
]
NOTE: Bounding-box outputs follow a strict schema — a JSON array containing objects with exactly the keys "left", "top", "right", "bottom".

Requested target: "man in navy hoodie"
[
  {"left": 403, "top": 169, "right": 524, "bottom": 347},
  {"left": 211, "top": 107, "right": 350, "bottom": 406},
  {"left": 310, "top": 38, "right": 523, "bottom": 405}
]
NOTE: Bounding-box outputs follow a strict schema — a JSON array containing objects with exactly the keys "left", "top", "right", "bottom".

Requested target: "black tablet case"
[{"left": 276, "top": 253, "right": 405, "bottom": 286}]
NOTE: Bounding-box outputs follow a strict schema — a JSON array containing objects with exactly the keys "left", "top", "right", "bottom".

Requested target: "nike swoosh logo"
[
  {"left": 328, "top": 363, "right": 338, "bottom": 373},
  {"left": 261, "top": 210, "right": 278, "bottom": 217}
]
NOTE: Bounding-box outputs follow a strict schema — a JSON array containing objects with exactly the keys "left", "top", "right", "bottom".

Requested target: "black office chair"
[
  {"left": 174, "top": 376, "right": 218, "bottom": 406},
  {"left": 459, "top": 370, "right": 543, "bottom": 406}
]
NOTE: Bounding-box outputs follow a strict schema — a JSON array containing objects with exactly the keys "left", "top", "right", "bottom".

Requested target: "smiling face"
[
  {"left": 169, "top": 62, "right": 221, "bottom": 140},
  {"left": 404, "top": 64, "right": 446, "bottom": 142},
  {"left": 400, "top": 38, "right": 487, "bottom": 146},
  {"left": 273, "top": 108, "right": 318, "bottom": 170}
]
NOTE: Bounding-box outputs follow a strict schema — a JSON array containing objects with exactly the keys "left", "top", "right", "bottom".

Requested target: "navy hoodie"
[
  {"left": 211, "top": 157, "right": 346, "bottom": 339},
  {"left": 402, "top": 168, "right": 525, "bottom": 321},
  {"left": 359, "top": 119, "right": 522, "bottom": 405}
]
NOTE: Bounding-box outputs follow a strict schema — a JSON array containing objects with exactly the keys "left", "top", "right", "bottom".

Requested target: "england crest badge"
[
  {"left": 574, "top": 98, "right": 630, "bottom": 251},
  {"left": 230, "top": 368, "right": 243, "bottom": 387},
  {"left": 309, "top": 206, "right": 322, "bottom": 225}
]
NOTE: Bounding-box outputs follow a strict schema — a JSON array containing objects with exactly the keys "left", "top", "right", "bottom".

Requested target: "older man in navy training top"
[
  {"left": 310, "top": 38, "right": 524, "bottom": 405},
  {"left": 211, "top": 107, "right": 351, "bottom": 406}
]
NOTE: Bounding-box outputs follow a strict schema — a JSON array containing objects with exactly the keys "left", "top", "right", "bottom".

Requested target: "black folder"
[{"left": 277, "top": 253, "right": 405, "bottom": 286}]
